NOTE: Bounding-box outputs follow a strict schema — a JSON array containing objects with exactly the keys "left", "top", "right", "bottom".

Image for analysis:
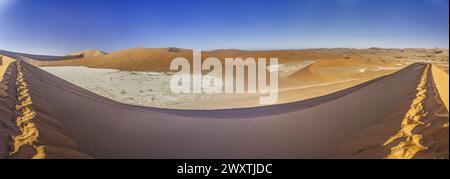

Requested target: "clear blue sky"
[{"left": 0, "top": 0, "right": 448, "bottom": 55}]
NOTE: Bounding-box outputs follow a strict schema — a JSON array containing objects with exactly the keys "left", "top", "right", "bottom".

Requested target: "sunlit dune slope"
[
  {"left": 0, "top": 55, "right": 16, "bottom": 81},
  {"left": 288, "top": 59, "right": 400, "bottom": 81},
  {"left": 432, "top": 65, "right": 449, "bottom": 111}
]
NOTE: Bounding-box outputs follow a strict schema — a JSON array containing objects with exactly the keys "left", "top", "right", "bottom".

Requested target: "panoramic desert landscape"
[
  {"left": 0, "top": 0, "right": 448, "bottom": 161},
  {"left": 25, "top": 48, "right": 450, "bottom": 109},
  {"left": 0, "top": 48, "right": 448, "bottom": 159}
]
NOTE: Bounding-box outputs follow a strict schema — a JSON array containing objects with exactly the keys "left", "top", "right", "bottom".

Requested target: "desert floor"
[{"left": 41, "top": 60, "right": 407, "bottom": 109}]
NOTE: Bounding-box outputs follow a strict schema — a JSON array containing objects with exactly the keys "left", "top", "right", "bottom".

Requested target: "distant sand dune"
[{"left": 19, "top": 48, "right": 448, "bottom": 73}]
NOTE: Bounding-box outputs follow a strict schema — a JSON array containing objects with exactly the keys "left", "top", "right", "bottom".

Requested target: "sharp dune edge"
[
  {"left": 10, "top": 62, "right": 46, "bottom": 159},
  {"left": 382, "top": 64, "right": 430, "bottom": 159},
  {"left": 0, "top": 50, "right": 448, "bottom": 159}
]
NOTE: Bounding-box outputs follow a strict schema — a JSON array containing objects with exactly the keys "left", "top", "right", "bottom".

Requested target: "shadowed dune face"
[
  {"left": 0, "top": 57, "right": 16, "bottom": 157},
  {"left": 0, "top": 50, "right": 82, "bottom": 62}
]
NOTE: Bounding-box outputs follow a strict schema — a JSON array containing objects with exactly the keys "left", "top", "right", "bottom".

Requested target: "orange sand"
[{"left": 431, "top": 65, "right": 449, "bottom": 111}]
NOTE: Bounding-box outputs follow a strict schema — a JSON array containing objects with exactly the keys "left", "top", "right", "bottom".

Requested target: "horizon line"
[{"left": 1, "top": 46, "right": 449, "bottom": 56}]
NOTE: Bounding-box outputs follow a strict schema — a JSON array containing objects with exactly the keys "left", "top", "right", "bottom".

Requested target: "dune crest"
[
  {"left": 10, "top": 62, "right": 46, "bottom": 159},
  {"left": 383, "top": 64, "right": 430, "bottom": 159},
  {"left": 68, "top": 50, "right": 107, "bottom": 57}
]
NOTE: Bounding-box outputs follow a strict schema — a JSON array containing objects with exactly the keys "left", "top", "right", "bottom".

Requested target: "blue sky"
[{"left": 0, "top": 0, "right": 448, "bottom": 55}]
